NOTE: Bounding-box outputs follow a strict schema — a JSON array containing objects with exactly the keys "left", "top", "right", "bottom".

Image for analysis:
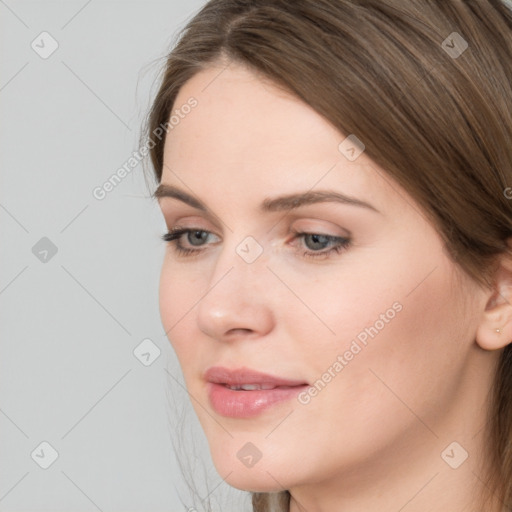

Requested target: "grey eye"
[
  {"left": 303, "top": 234, "right": 331, "bottom": 251},
  {"left": 187, "top": 230, "right": 210, "bottom": 246}
]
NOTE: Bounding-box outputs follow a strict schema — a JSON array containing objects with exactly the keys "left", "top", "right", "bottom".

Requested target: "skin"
[{"left": 156, "top": 59, "right": 512, "bottom": 512}]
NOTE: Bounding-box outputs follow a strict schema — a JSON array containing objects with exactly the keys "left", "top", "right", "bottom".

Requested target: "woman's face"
[{"left": 156, "top": 61, "right": 492, "bottom": 493}]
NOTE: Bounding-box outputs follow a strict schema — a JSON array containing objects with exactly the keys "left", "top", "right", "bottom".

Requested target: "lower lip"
[{"left": 207, "top": 382, "right": 309, "bottom": 418}]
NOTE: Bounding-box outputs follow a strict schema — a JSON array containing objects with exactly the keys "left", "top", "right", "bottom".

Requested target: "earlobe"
[
  {"left": 475, "top": 249, "right": 512, "bottom": 351},
  {"left": 476, "top": 303, "right": 512, "bottom": 351}
]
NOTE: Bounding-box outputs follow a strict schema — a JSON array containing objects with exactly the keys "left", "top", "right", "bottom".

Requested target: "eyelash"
[{"left": 160, "top": 227, "right": 351, "bottom": 260}]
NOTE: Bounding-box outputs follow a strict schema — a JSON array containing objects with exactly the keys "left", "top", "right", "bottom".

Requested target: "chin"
[
  {"left": 220, "top": 470, "right": 289, "bottom": 493},
  {"left": 208, "top": 446, "right": 297, "bottom": 492}
]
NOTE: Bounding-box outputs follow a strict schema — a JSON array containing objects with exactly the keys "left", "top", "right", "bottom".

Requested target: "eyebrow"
[{"left": 152, "top": 183, "right": 380, "bottom": 214}]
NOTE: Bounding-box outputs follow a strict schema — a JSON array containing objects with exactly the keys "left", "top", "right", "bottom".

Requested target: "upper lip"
[{"left": 204, "top": 366, "right": 309, "bottom": 387}]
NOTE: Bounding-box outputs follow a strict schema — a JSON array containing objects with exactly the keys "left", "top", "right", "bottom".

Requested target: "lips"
[
  {"left": 204, "top": 365, "right": 308, "bottom": 388},
  {"left": 205, "top": 366, "right": 310, "bottom": 418},
  {"left": 222, "top": 383, "right": 289, "bottom": 390}
]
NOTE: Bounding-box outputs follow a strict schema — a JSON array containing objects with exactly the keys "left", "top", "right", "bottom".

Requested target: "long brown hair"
[{"left": 142, "top": 1, "right": 512, "bottom": 510}]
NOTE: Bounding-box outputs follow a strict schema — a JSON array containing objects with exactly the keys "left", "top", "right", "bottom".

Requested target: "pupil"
[
  {"left": 306, "top": 234, "right": 329, "bottom": 251},
  {"left": 189, "top": 230, "right": 207, "bottom": 246}
]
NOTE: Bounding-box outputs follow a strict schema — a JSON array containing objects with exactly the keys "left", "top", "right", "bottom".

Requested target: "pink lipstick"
[{"left": 204, "top": 366, "right": 309, "bottom": 418}]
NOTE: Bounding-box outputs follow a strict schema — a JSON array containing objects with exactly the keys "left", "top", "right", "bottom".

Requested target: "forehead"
[
  {"left": 162, "top": 63, "right": 407, "bottom": 218},
  {"left": 169, "top": 64, "right": 338, "bottom": 161}
]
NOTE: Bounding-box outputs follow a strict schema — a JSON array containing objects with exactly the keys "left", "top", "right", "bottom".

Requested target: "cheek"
[
  {"left": 286, "top": 252, "right": 467, "bottom": 446},
  {"left": 158, "top": 260, "right": 200, "bottom": 357}
]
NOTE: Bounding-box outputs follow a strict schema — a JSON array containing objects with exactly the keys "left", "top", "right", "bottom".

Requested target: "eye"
[
  {"left": 290, "top": 230, "right": 351, "bottom": 260},
  {"left": 161, "top": 227, "right": 218, "bottom": 256},
  {"left": 179, "top": 229, "right": 209, "bottom": 246},
  {"left": 160, "top": 227, "right": 351, "bottom": 260},
  {"left": 303, "top": 233, "right": 336, "bottom": 251}
]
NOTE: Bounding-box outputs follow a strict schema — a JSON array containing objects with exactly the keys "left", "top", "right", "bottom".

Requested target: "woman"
[{"left": 143, "top": 1, "right": 512, "bottom": 510}]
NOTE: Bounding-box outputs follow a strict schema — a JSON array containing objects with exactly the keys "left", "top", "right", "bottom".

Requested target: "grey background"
[
  {"left": 0, "top": 1, "right": 250, "bottom": 511},
  {"left": 4, "top": 1, "right": 512, "bottom": 511}
]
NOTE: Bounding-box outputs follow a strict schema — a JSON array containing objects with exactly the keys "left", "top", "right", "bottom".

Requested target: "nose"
[{"left": 196, "top": 241, "right": 275, "bottom": 342}]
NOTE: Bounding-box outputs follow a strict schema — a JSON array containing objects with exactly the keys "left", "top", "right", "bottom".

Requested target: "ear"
[{"left": 476, "top": 242, "right": 512, "bottom": 351}]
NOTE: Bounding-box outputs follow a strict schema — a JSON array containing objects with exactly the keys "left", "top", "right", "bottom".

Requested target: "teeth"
[{"left": 225, "top": 383, "right": 277, "bottom": 390}]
